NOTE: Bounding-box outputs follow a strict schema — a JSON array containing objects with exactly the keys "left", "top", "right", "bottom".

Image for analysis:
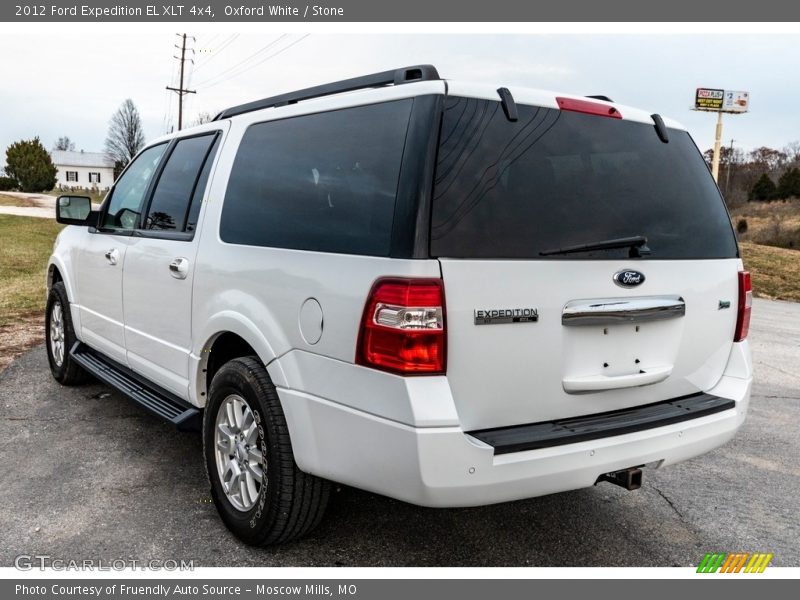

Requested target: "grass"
[
  {"left": 0, "top": 215, "right": 63, "bottom": 327},
  {"left": 740, "top": 242, "right": 800, "bottom": 302},
  {"left": 0, "top": 193, "right": 37, "bottom": 207},
  {"left": 730, "top": 198, "right": 800, "bottom": 250}
]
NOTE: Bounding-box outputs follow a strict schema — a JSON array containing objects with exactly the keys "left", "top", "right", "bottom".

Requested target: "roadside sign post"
[{"left": 693, "top": 88, "right": 749, "bottom": 183}]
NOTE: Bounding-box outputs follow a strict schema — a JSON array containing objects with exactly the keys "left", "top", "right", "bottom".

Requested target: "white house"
[{"left": 51, "top": 150, "right": 115, "bottom": 191}]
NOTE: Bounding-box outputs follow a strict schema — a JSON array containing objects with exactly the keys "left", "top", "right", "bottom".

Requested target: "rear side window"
[
  {"left": 145, "top": 133, "right": 219, "bottom": 232},
  {"left": 220, "top": 99, "right": 413, "bottom": 255},
  {"left": 431, "top": 97, "right": 738, "bottom": 259}
]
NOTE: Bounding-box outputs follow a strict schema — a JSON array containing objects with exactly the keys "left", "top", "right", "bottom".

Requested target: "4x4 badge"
[{"left": 613, "top": 269, "right": 645, "bottom": 288}]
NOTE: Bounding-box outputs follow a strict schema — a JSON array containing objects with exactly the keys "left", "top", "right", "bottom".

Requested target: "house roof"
[{"left": 51, "top": 150, "right": 115, "bottom": 169}]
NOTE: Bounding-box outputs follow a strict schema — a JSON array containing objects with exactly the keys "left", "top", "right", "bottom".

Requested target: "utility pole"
[
  {"left": 166, "top": 33, "right": 196, "bottom": 131},
  {"left": 711, "top": 111, "right": 724, "bottom": 182},
  {"left": 725, "top": 138, "right": 735, "bottom": 196}
]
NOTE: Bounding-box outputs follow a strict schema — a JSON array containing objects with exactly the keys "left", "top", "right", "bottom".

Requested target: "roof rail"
[{"left": 213, "top": 64, "right": 440, "bottom": 121}]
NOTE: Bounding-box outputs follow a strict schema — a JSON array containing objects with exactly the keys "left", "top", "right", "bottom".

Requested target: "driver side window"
[{"left": 102, "top": 143, "right": 168, "bottom": 230}]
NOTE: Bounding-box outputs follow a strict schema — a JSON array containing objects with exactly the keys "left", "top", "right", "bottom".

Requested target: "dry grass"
[
  {"left": 0, "top": 193, "right": 37, "bottom": 207},
  {"left": 740, "top": 242, "right": 800, "bottom": 302},
  {"left": 731, "top": 199, "right": 800, "bottom": 250},
  {"left": 0, "top": 215, "right": 63, "bottom": 328}
]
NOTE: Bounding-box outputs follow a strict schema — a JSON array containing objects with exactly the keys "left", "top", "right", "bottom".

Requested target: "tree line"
[{"left": 704, "top": 143, "right": 800, "bottom": 206}]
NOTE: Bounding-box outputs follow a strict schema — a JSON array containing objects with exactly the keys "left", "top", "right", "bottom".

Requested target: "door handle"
[
  {"left": 169, "top": 257, "right": 189, "bottom": 279},
  {"left": 104, "top": 248, "right": 119, "bottom": 265},
  {"left": 562, "top": 365, "right": 673, "bottom": 394}
]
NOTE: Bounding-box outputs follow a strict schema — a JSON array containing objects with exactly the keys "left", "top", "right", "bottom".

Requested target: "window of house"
[
  {"left": 89, "top": 172, "right": 101, "bottom": 184},
  {"left": 66, "top": 171, "right": 78, "bottom": 182}
]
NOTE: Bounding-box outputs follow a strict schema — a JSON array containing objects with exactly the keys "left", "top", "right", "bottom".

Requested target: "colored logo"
[
  {"left": 696, "top": 552, "right": 773, "bottom": 573},
  {"left": 613, "top": 269, "right": 645, "bottom": 288}
]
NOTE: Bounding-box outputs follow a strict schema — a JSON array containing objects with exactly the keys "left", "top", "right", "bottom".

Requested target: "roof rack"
[{"left": 213, "top": 64, "right": 440, "bottom": 121}]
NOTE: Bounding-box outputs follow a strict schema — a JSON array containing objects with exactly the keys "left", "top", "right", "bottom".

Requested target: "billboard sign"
[
  {"left": 723, "top": 90, "right": 750, "bottom": 113},
  {"left": 695, "top": 88, "right": 750, "bottom": 112},
  {"left": 695, "top": 88, "right": 725, "bottom": 111}
]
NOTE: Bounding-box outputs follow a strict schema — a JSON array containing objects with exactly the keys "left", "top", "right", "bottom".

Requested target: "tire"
[
  {"left": 203, "top": 356, "right": 330, "bottom": 545},
  {"left": 45, "top": 281, "right": 88, "bottom": 385}
]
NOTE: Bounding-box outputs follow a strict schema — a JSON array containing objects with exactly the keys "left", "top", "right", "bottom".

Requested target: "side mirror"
[{"left": 56, "top": 195, "right": 97, "bottom": 226}]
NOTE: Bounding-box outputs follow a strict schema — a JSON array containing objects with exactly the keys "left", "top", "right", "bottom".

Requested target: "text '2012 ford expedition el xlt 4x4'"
[{"left": 46, "top": 65, "right": 752, "bottom": 545}]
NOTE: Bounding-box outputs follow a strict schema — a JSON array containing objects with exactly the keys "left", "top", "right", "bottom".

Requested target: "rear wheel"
[
  {"left": 45, "top": 282, "right": 88, "bottom": 385},
  {"left": 203, "top": 356, "right": 330, "bottom": 545}
]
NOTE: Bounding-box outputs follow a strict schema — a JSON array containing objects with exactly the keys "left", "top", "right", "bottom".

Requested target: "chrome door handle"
[
  {"left": 562, "top": 296, "right": 685, "bottom": 327},
  {"left": 169, "top": 257, "right": 189, "bottom": 279},
  {"left": 104, "top": 248, "right": 119, "bottom": 265}
]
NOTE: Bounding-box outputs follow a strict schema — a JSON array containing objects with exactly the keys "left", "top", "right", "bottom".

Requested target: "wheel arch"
[
  {"left": 192, "top": 312, "right": 289, "bottom": 407},
  {"left": 47, "top": 257, "right": 75, "bottom": 302}
]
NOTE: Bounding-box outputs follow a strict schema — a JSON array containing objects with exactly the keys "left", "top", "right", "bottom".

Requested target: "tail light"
[
  {"left": 734, "top": 271, "right": 752, "bottom": 342},
  {"left": 357, "top": 278, "right": 446, "bottom": 375}
]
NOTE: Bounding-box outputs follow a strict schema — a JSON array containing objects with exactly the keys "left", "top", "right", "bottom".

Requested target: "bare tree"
[
  {"left": 53, "top": 136, "right": 75, "bottom": 151},
  {"left": 783, "top": 141, "right": 800, "bottom": 165},
  {"left": 192, "top": 111, "right": 215, "bottom": 126},
  {"left": 104, "top": 99, "right": 145, "bottom": 169}
]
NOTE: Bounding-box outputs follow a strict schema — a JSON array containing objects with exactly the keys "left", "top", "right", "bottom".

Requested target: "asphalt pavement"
[{"left": 0, "top": 298, "right": 797, "bottom": 567}]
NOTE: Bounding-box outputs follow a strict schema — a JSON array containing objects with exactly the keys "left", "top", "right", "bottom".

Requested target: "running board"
[{"left": 70, "top": 342, "right": 201, "bottom": 431}]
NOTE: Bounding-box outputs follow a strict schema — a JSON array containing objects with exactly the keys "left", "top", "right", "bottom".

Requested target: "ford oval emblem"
[{"left": 613, "top": 269, "right": 645, "bottom": 288}]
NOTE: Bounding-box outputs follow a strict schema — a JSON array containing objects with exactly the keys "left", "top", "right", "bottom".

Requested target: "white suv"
[{"left": 46, "top": 65, "right": 753, "bottom": 545}]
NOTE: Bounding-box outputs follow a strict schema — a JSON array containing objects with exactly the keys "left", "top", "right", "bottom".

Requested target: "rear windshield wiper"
[{"left": 539, "top": 235, "right": 651, "bottom": 257}]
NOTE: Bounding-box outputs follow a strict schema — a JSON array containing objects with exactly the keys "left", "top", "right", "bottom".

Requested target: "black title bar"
[{"left": 4, "top": 0, "right": 800, "bottom": 22}]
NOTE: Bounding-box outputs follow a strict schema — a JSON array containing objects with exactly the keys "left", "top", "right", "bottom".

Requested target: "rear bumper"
[{"left": 275, "top": 342, "right": 752, "bottom": 507}]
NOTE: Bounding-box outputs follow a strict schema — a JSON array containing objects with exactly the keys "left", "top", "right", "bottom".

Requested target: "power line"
[
  {"left": 192, "top": 34, "right": 239, "bottom": 72},
  {"left": 193, "top": 35, "right": 288, "bottom": 87},
  {"left": 200, "top": 35, "right": 311, "bottom": 90},
  {"left": 166, "top": 33, "right": 196, "bottom": 131}
]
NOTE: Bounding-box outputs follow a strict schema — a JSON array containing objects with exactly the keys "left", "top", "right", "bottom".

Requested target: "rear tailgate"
[
  {"left": 431, "top": 86, "right": 741, "bottom": 431},
  {"left": 439, "top": 258, "right": 739, "bottom": 430}
]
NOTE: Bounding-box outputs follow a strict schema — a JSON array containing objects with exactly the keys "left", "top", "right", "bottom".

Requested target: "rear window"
[
  {"left": 431, "top": 97, "right": 738, "bottom": 259},
  {"left": 220, "top": 99, "right": 413, "bottom": 255}
]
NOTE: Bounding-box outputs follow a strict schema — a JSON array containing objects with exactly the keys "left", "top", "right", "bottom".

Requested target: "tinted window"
[
  {"left": 220, "top": 100, "right": 413, "bottom": 255},
  {"left": 187, "top": 136, "right": 220, "bottom": 232},
  {"left": 431, "top": 97, "right": 738, "bottom": 259},
  {"left": 145, "top": 133, "right": 218, "bottom": 232},
  {"left": 102, "top": 143, "right": 167, "bottom": 230}
]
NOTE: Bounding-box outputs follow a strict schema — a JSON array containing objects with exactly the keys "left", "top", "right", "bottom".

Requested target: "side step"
[{"left": 70, "top": 342, "right": 201, "bottom": 431}]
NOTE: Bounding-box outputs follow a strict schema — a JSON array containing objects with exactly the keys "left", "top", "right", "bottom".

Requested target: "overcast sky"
[{"left": 0, "top": 33, "right": 796, "bottom": 161}]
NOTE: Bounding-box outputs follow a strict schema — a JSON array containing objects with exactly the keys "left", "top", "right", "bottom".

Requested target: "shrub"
[
  {"left": 0, "top": 175, "right": 17, "bottom": 191},
  {"left": 736, "top": 218, "right": 748, "bottom": 234}
]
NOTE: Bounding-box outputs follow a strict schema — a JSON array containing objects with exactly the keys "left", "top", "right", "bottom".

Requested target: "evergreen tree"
[
  {"left": 4, "top": 137, "right": 57, "bottom": 192},
  {"left": 777, "top": 167, "right": 800, "bottom": 199},
  {"left": 749, "top": 174, "right": 777, "bottom": 201}
]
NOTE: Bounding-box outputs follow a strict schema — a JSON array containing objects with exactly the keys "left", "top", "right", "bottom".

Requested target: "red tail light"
[
  {"left": 734, "top": 271, "right": 752, "bottom": 342},
  {"left": 556, "top": 96, "right": 622, "bottom": 119},
  {"left": 356, "top": 278, "right": 446, "bottom": 375}
]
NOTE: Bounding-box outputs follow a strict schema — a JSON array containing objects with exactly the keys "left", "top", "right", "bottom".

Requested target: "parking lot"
[{"left": 0, "top": 298, "right": 797, "bottom": 567}]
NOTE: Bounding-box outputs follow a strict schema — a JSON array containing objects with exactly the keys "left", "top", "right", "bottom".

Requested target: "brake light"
[
  {"left": 734, "top": 271, "right": 752, "bottom": 342},
  {"left": 356, "top": 278, "right": 446, "bottom": 375},
  {"left": 556, "top": 96, "right": 622, "bottom": 119}
]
